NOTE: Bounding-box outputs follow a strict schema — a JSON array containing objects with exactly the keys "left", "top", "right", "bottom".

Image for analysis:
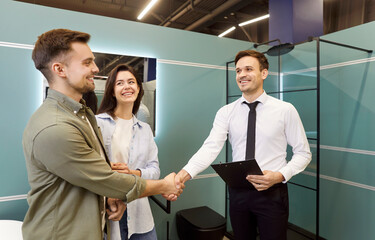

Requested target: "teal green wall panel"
[
  {"left": 283, "top": 90, "right": 317, "bottom": 135},
  {"left": 265, "top": 55, "right": 280, "bottom": 93},
  {"left": 0, "top": 200, "right": 29, "bottom": 221},
  {"left": 155, "top": 63, "right": 227, "bottom": 175},
  {"left": 281, "top": 41, "right": 317, "bottom": 72},
  {"left": 321, "top": 150, "right": 374, "bottom": 188},
  {"left": 0, "top": 47, "right": 40, "bottom": 197},
  {"left": 320, "top": 179, "right": 375, "bottom": 239},
  {"left": 321, "top": 64, "right": 375, "bottom": 151},
  {"left": 290, "top": 22, "right": 375, "bottom": 239},
  {"left": 227, "top": 68, "right": 241, "bottom": 97},
  {"left": 282, "top": 74, "right": 317, "bottom": 92},
  {"left": 288, "top": 184, "right": 317, "bottom": 234},
  {"left": 264, "top": 73, "right": 279, "bottom": 93}
]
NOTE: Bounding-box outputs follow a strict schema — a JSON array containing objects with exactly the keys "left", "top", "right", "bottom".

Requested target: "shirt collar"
[
  {"left": 96, "top": 112, "right": 143, "bottom": 128},
  {"left": 133, "top": 115, "right": 143, "bottom": 128},
  {"left": 240, "top": 90, "right": 268, "bottom": 105},
  {"left": 47, "top": 89, "right": 84, "bottom": 113}
]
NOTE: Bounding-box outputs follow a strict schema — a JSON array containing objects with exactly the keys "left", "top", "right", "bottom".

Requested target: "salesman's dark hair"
[{"left": 234, "top": 50, "right": 269, "bottom": 71}]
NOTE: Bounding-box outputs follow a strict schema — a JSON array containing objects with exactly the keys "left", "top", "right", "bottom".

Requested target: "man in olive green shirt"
[{"left": 22, "top": 29, "right": 181, "bottom": 240}]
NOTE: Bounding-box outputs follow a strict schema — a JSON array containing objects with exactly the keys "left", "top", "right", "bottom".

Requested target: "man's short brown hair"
[
  {"left": 234, "top": 50, "right": 269, "bottom": 71},
  {"left": 32, "top": 29, "right": 90, "bottom": 81}
]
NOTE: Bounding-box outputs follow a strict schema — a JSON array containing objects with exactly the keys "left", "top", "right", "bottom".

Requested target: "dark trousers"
[
  {"left": 119, "top": 209, "right": 128, "bottom": 240},
  {"left": 229, "top": 183, "right": 289, "bottom": 240}
]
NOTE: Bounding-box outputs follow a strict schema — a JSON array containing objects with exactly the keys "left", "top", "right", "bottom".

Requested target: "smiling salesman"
[
  {"left": 172, "top": 50, "right": 312, "bottom": 240},
  {"left": 22, "top": 29, "right": 182, "bottom": 240}
]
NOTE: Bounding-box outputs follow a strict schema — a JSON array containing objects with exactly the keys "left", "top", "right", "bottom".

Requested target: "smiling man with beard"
[
  {"left": 173, "top": 50, "right": 312, "bottom": 240},
  {"left": 22, "top": 29, "right": 182, "bottom": 240}
]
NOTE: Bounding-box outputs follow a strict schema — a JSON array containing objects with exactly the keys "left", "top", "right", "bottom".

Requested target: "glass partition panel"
[{"left": 280, "top": 41, "right": 318, "bottom": 233}]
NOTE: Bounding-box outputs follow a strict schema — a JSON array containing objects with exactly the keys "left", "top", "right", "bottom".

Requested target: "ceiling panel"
[{"left": 14, "top": 0, "right": 373, "bottom": 42}]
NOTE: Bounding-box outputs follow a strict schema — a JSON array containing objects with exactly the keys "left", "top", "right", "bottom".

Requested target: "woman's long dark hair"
[{"left": 97, "top": 64, "right": 144, "bottom": 117}]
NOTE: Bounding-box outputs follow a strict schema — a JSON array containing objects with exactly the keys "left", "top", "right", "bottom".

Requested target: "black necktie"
[{"left": 244, "top": 101, "right": 260, "bottom": 160}]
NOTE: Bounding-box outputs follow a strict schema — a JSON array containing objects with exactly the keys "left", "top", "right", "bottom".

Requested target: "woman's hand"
[
  {"left": 111, "top": 162, "right": 130, "bottom": 174},
  {"left": 111, "top": 162, "right": 141, "bottom": 176}
]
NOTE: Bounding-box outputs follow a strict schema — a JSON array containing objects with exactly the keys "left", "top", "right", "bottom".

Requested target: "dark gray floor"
[
  {"left": 252, "top": 230, "right": 314, "bottom": 240},
  {"left": 225, "top": 226, "right": 319, "bottom": 240},
  {"left": 285, "top": 228, "right": 316, "bottom": 240},
  {"left": 224, "top": 231, "right": 313, "bottom": 240}
]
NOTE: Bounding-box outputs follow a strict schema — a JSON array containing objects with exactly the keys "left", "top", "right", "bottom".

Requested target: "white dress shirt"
[{"left": 183, "top": 91, "right": 311, "bottom": 182}]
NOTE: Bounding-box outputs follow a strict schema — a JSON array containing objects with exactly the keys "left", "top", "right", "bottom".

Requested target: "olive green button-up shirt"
[{"left": 22, "top": 89, "right": 146, "bottom": 240}]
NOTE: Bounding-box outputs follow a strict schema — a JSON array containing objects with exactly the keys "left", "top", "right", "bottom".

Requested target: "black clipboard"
[{"left": 211, "top": 159, "right": 263, "bottom": 189}]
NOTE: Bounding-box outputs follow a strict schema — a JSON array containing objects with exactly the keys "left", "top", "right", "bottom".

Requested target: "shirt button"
[
  {"left": 82, "top": 116, "right": 85, "bottom": 119},
  {"left": 73, "top": 111, "right": 77, "bottom": 114}
]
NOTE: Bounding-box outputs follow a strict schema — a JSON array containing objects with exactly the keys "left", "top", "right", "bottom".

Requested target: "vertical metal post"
[
  {"left": 167, "top": 221, "right": 169, "bottom": 240},
  {"left": 278, "top": 52, "right": 281, "bottom": 99},
  {"left": 226, "top": 62, "right": 229, "bottom": 105},
  {"left": 316, "top": 38, "right": 321, "bottom": 240},
  {"left": 225, "top": 61, "right": 229, "bottom": 223}
]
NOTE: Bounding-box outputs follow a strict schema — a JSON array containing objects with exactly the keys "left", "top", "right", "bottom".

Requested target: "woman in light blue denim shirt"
[{"left": 96, "top": 64, "right": 160, "bottom": 240}]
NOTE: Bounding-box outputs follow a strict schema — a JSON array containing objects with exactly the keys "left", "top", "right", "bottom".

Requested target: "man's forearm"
[
  {"left": 139, "top": 172, "right": 181, "bottom": 198},
  {"left": 139, "top": 179, "right": 166, "bottom": 198}
]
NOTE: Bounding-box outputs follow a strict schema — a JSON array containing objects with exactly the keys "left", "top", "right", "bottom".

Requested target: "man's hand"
[
  {"left": 140, "top": 172, "right": 186, "bottom": 199},
  {"left": 111, "top": 162, "right": 130, "bottom": 174},
  {"left": 162, "top": 169, "right": 190, "bottom": 201},
  {"left": 107, "top": 198, "right": 127, "bottom": 221},
  {"left": 246, "top": 170, "right": 285, "bottom": 191},
  {"left": 161, "top": 172, "right": 185, "bottom": 201}
]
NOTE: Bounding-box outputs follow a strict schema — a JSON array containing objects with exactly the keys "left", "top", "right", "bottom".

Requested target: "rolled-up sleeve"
[{"left": 33, "top": 123, "right": 146, "bottom": 203}]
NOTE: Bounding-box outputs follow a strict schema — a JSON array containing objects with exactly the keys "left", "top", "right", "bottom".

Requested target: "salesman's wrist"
[
  {"left": 179, "top": 169, "right": 192, "bottom": 183},
  {"left": 276, "top": 171, "right": 285, "bottom": 183}
]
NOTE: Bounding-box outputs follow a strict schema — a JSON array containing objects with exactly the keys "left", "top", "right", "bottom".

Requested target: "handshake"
[
  {"left": 107, "top": 168, "right": 191, "bottom": 221},
  {"left": 110, "top": 162, "right": 191, "bottom": 201},
  {"left": 161, "top": 169, "right": 191, "bottom": 201}
]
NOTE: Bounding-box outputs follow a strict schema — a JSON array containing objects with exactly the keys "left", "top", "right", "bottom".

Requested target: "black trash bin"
[{"left": 176, "top": 206, "right": 226, "bottom": 240}]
